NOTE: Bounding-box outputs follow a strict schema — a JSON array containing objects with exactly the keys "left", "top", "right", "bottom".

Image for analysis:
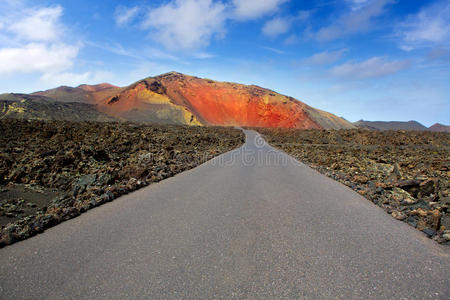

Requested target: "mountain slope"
[
  {"left": 354, "top": 120, "right": 428, "bottom": 131},
  {"left": 96, "top": 78, "right": 203, "bottom": 125},
  {"left": 429, "top": 123, "right": 450, "bottom": 133},
  {"left": 0, "top": 94, "right": 116, "bottom": 122},
  {"left": 97, "top": 72, "right": 355, "bottom": 129},
  {"left": 33, "top": 83, "right": 120, "bottom": 104},
  {"left": 304, "top": 107, "right": 355, "bottom": 130}
]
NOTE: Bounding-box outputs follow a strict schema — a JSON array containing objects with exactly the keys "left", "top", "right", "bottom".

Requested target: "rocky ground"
[
  {"left": 258, "top": 128, "right": 450, "bottom": 244},
  {"left": 0, "top": 119, "right": 244, "bottom": 247}
]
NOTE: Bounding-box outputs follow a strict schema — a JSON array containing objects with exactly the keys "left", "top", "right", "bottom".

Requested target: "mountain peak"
[
  {"left": 429, "top": 123, "right": 450, "bottom": 132},
  {"left": 153, "top": 71, "right": 187, "bottom": 79},
  {"left": 77, "top": 83, "right": 118, "bottom": 93}
]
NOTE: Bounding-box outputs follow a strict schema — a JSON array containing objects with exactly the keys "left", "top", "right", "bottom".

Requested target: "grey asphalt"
[{"left": 0, "top": 130, "right": 448, "bottom": 299}]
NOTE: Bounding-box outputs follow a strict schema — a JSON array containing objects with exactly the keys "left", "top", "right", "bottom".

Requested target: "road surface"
[{"left": 0, "top": 130, "right": 448, "bottom": 299}]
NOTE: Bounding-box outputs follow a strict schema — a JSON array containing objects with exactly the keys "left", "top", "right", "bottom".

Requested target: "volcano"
[{"left": 19, "top": 72, "right": 355, "bottom": 129}]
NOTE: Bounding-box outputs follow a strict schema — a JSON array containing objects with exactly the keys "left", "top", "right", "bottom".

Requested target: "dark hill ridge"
[
  {"left": 0, "top": 94, "right": 115, "bottom": 122},
  {"left": 354, "top": 120, "right": 449, "bottom": 132},
  {"left": 354, "top": 120, "right": 428, "bottom": 131}
]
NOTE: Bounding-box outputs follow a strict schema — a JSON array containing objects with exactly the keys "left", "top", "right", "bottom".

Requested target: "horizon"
[{"left": 0, "top": 0, "right": 449, "bottom": 127}]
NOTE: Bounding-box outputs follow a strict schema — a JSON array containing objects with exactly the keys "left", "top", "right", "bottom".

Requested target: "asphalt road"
[{"left": 0, "top": 130, "right": 448, "bottom": 299}]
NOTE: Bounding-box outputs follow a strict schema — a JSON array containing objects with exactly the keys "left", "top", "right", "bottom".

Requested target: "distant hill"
[
  {"left": 429, "top": 123, "right": 450, "bottom": 133},
  {"left": 33, "top": 83, "right": 120, "bottom": 104},
  {"left": 0, "top": 94, "right": 116, "bottom": 122},
  {"left": 354, "top": 120, "right": 428, "bottom": 131}
]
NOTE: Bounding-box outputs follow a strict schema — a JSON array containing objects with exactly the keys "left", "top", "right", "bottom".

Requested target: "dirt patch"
[
  {"left": 0, "top": 119, "right": 244, "bottom": 247},
  {"left": 0, "top": 184, "right": 59, "bottom": 226},
  {"left": 257, "top": 128, "right": 450, "bottom": 244}
]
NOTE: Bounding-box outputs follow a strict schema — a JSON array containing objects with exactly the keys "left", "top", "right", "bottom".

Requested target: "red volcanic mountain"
[{"left": 31, "top": 72, "right": 355, "bottom": 129}]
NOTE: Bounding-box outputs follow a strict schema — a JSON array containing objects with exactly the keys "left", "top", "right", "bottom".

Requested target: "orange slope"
[{"left": 97, "top": 72, "right": 322, "bottom": 129}]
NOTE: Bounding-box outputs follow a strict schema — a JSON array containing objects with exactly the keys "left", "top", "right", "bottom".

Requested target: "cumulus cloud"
[
  {"left": 118, "top": 0, "right": 293, "bottom": 50},
  {"left": 0, "top": 1, "right": 114, "bottom": 89},
  {"left": 114, "top": 6, "right": 140, "bottom": 26},
  {"left": 0, "top": 2, "right": 83, "bottom": 83},
  {"left": 232, "top": 0, "right": 288, "bottom": 20},
  {"left": 262, "top": 17, "right": 290, "bottom": 37},
  {"left": 142, "top": 0, "right": 227, "bottom": 50},
  {"left": 304, "top": 49, "right": 347, "bottom": 65},
  {"left": 0, "top": 43, "right": 78, "bottom": 74},
  {"left": 316, "top": 0, "right": 393, "bottom": 42},
  {"left": 8, "top": 6, "right": 63, "bottom": 42},
  {"left": 330, "top": 57, "right": 410, "bottom": 79},
  {"left": 398, "top": 0, "right": 450, "bottom": 49}
]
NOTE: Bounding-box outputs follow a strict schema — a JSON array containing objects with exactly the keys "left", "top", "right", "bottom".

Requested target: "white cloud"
[
  {"left": 399, "top": 45, "right": 414, "bottom": 52},
  {"left": 0, "top": 1, "right": 117, "bottom": 90},
  {"left": 284, "top": 34, "right": 299, "bottom": 45},
  {"left": 304, "top": 49, "right": 347, "bottom": 65},
  {"left": 114, "top": 6, "right": 140, "bottom": 26},
  {"left": 346, "top": 0, "right": 371, "bottom": 11},
  {"left": 398, "top": 1, "right": 450, "bottom": 49},
  {"left": 8, "top": 6, "right": 63, "bottom": 42},
  {"left": 142, "top": 0, "right": 227, "bottom": 50},
  {"left": 297, "top": 10, "right": 311, "bottom": 22},
  {"left": 0, "top": 2, "right": 86, "bottom": 87},
  {"left": 232, "top": 0, "right": 288, "bottom": 20},
  {"left": 330, "top": 57, "right": 410, "bottom": 79},
  {"left": 118, "top": 0, "right": 294, "bottom": 50},
  {"left": 88, "top": 41, "right": 184, "bottom": 63},
  {"left": 146, "top": 47, "right": 182, "bottom": 61},
  {"left": 262, "top": 17, "right": 290, "bottom": 37},
  {"left": 193, "top": 52, "right": 216, "bottom": 59},
  {"left": 0, "top": 43, "right": 78, "bottom": 74},
  {"left": 261, "top": 46, "right": 285, "bottom": 54},
  {"left": 316, "top": 0, "right": 393, "bottom": 41},
  {"left": 89, "top": 42, "right": 141, "bottom": 59}
]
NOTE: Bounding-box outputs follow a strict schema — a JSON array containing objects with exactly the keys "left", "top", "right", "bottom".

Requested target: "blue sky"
[{"left": 0, "top": 0, "right": 449, "bottom": 126}]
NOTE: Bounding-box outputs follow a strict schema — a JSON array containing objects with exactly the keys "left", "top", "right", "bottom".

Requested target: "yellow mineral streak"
[
  {"left": 8, "top": 103, "right": 25, "bottom": 114},
  {"left": 181, "top": 110, "right": 202, "bottom": 125},
  {"left": 138, "top": 89, "right": 202, "bottom": 126},
  {"left": 137, "top": 89, "right": 172, "bottom": 105}
]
